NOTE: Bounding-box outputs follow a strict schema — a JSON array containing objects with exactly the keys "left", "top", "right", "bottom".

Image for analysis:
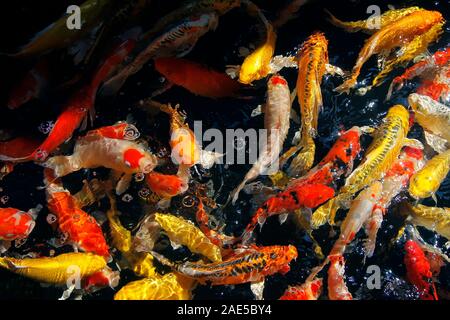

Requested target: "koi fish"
[
  {"left": 0, "top": 252, "right": 106, "bottom": 285},
  {"left": 0, "top": 205, "right": 41, "bottom": 241},
  {"left": 154, "top": 57, "right": 241, "bottom": 98},
  {"left": 102, "top": 13, "right": 219, "bottom": 95},
  {"left": 7, "top": 60, "right": 49, "bottom": 109},
  {"left": 280, "top": 32, "right": 329, "bottom": 177},
  {"left": 334, "top": 9, "right": 444, "bottom": 93},
  {"left": 408, "top": 149, "right": 450, "bottom": 202},
  {"left": 408, "top": 93, "right": 450, "bottom": 153},
  {"left": 82, "top": 267, "right": 120, "bottom": 294},
  {"left": 279, "top": 278, "right": 322, "bottom": 300},
  {"left": 3, "top": 38, "right": 137, "bottom": 164},
  {"left": 404, "top": 239, "right": 438, "bottom": 300},
  {"left": 230, "top": 75, "right": 291, "bottom": 203},
  {"left": 326, "top": 7, "right": 422, "bottom": 34},
  {"left": 273, "top": 0, "right": 309, "bottom": 29},
  {"left": 0, "top": 137, "right": 42, "bottom": 161},
  {"left": 327, "top": 255, "right": 353, "bottom": 300},
  {"left": 153, "top": 213, "right": 222, "bottom": 263},
  {"left": 388, "top": 47, "right": 450, "bottom": 100},
  {"left": 312, "top": 105, "right": 418, "bottom": 227},
  {"left": 241, "top": 126, "right": 362, "bottom": 242},
  {"left": 9, "top": 0, "right": 112, "bottom": 58},
  {"left": 44, "top": 169, "right": 110, "bottom": 259},
  {"left": 402, "top": 203, "right": 450, "bottom": 240},
  {"left": 43, "top": 125, "right": 158, "bottom": 181},
  {"left": 114, "top": 273, "right": 195, "bottom": 300},
  {"left": 85, "top": 122, "right": 141, "bottom": 141},
  {"left": 236, "top": 5, "right": 276, "bottom": 85},
  {"left": 145, "top": 171, "right": 189, "bottom": 208},
  {"left": 151, "top": 244, "right": 297, "bottom": 286}
]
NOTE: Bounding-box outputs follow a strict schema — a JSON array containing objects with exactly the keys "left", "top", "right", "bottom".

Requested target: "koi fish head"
[
  {"left": 0, "top": 208, "right": 36, "bottom": 240},
  {"left": 123, "top": 148, "right": 158, "bottom": 174},
  {"left": 388, "top": 105, "right": 410, "bottom": 124},
  {"left": 83, "top": 267, "right": 120, "bottom": 292},
  {"left": 146, "top": 172, "right": 187, "bottom": 198},
  {"left": 268, "top": 75, "right": 288, "bottom": 87},
  {"left": 422, "top": 11, "right": 444, "bottom": 27}
]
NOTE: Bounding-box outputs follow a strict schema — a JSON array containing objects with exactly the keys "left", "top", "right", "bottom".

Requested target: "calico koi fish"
[
  {"left": 242, "top": 126, "right": 362, "bottom": 242},
  {"left": 312, "top": 105, "right": 417, "bottom": 227},
  {"left": 0, "top": 252, "right": 106, "bottom": 285},
  {"left": 154, "top": 57, "right": 241, "bottom": 98},
  {"left": 408, "top": 149, "right": 450, "bottom": 202},
  {"left": 153, "top": 213, "right": 222, "bottom": 263},
  {"left": 402, "top": 203, "right": 450, "bottom": 240},
  {"left": 280, "top": 32, "right": 329, "bottom": 177},
  {"left": 388, "top": 47, "right": 450, "bottom": 100},
  {"left": 408, "top": 93, "right": 450, "bottom": 152},
  {"left": 333, "top": 9, "right": 444, "bottom": 93},
  {"left": 103, "top": 13, "right": 219, "bottom": 95},
  {"left": 230, "top": 75, "right": 291, "bottom": 203},
  {"left": 0, "top": 206, "right": 41, "bottom": 241},
  {"left": 279, "top": 278, "right": 322, "bottom": 300},
  {"left": 44, "top": 169, "right": 110, "bottom": 259},
  {"left": 43, "top": 124, "right": 158, "bottom": 181},
  {"left": 114, "top": 273, "right": 195, "bottom": 300},
  {"left": 151, "top": 245, "right": 297, "bottom": 286},
  {"left": 404, "top": 239, "right": 438, "bottom": 300}
]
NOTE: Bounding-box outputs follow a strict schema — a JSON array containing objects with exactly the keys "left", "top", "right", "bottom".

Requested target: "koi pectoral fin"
[{"left": 250, "top": 279, "right": 265, "bottom": 300}]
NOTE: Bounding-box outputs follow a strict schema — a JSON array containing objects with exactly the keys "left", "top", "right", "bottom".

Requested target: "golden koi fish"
[
  {"left": 333, "top": 9, "right": 444, "bottom": 93},
  {"left": 408, "top": 149, "right": 450, "bottom": 201},
  {"left": 312, "top": 105, "right": 417, "bottom": 227},
  {"left": 280, "top": 32, "right": 329, "bottom": 177},
  {"left": 326, "top": 7, "right": 422, "bottom": 34},
  {"left": 114, "top": 273, "right": 195, "bottom": 300},
  {"left": 154, "top": 213, "right": 222, "bottom": 263},
  {"left": 0, "top": 253, "right": 106, "bottom": 285},
  {"left": 402, "top": 203, "right": 450, "bottom": 240}
]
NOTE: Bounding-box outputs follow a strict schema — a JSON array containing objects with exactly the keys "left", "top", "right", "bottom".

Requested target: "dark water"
[{"left": 0, "top": 0, "right": 449, "bottom": 299}]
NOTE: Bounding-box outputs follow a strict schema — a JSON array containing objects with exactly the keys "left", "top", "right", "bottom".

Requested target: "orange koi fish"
[
  {"left": 7, "top": 60, "right": 49, "bottom": 109},
  {"left": 43, "top": 124, "right": 158, "bottom": 180},
  {"left": 241, "top": 126, "right": 362, "bottom": 243},
  {"left": 388, "top": 47, "right": 450, "bottom": 100},
  {"left": 145, "top": 171, "right": 189, "bottom": 207},
  {"left": 279, "top": 278, "right": 322, "bottom": 300},
  {"left": 44, "top": 169, "right": 110, "bottom": 259},
  {"left": 327, "top": 255, "right": 353, "bottom": 300},
  {"left": 404, "top": 239, "right": 438, "bottom": 300},
  {"left": 280, "top": 32, "right": 329, "bottom": 177},
  {"left": 154, "top": 57, "right": 242, "bottom": 98},
  {"left": 151, "top": 245, "right": 297, "bottom": 286},
  {"left": 334, "top": 9, "right": 444, "bottom": 93},
  {"left": 4, "top": 38, "right": 137, "bottom": 163},
  {"left": 0, "top": 206, "right": 41, "bottom": 241}
]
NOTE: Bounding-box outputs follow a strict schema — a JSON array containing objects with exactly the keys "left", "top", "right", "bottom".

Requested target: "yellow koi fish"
[
  {"left": 408, "top": 149, "right": 450, "bottom": 201},
  {"left": 312, "top": 105, "right": 417, "bottom": 227},
  {"left": 0, "top": 253, "right": 106, "bottom": 285},
  {"left": 402, "top": 203, "right": 450, "bottom": 240},
  {"left": 114, "top": 273, "right": 195, "bottom": 300},
  {"left": 154, "top": 213, "right": 222, "bottom": 263}
]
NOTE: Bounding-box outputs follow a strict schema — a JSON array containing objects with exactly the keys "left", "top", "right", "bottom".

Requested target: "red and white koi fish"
[
  {"left": 0, "top": 205, "right": 41, "bottom": 241},
  {"left": 279, "top": 277, "right": 322, "bottom": 300},
  {"left": 327, "top": 255, "right": 353, "bottom": 300},
  {"left": 230, "top": 75, "right": 291, "bottom": 204}
]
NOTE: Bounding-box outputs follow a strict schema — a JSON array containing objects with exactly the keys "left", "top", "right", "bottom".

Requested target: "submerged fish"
[
  {"left": 279, "top": 277, "right": 322, "bottom": 300},
  {"left": 230, "top": 75, "right": 291, "bottom": 204},
  {"left": 0, "top": 206, "right": 41, "bottom": 241},
  {"left": 151, "top": 245, "right": 297, "bottom": 286},
  {"left": 333, "top": 9, "right": 444, "bottom": 93},
  {"left": 402, "top": 203, "right": 450, "bottom": 240}
]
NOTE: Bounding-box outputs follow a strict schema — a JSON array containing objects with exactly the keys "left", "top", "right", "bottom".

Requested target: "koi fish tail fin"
[
  {"left": 324, "top": 9, "right": 353, "bottom": 31},
  {"left": 311, "top": 196, "right": 342, "bottom": 229},
  {"left": 334, "top": 76, "right": 357, "bottom": 94},
  {"left": 282, "top": 135, "right": 315, "bottom": 177},
  {"left": 43, "top": 155, "right": 75, "bottom": 179}
]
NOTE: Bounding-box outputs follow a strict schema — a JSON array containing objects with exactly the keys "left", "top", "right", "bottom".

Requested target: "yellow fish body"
[
  {"left": 403, "top": 203, "right": 450, "bottom": 240},
  {"left": 312, "top": 105, "right": 412, "bottom": 227},
  {"left": 0, "top": 253, "right": 106, "bottom": 285},
  {"left": 114, "top": 273, "right": 194, "bottom": 300},
  {"left": 408, "top": 149, "right": 450, "bottom": 200},
  {"left": 154, "top": 213, "right": 222, "bottom": 263}
]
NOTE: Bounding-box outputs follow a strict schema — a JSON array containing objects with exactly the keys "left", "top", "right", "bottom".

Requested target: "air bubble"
[
  {"left": 1, "top": 195, "right": 9, "bottom": 204},
  {"left": 135, "top": 173, "right": 145, "bottom": 182},
  {"left": 46, "top": 214, "right": 57, "bottom": 224},
  {"left": 138, "top": 188, "right": 151, "bottom": 199},
  {"left": 38, "top": 121, "right": 55, "bottom": 134},
  {"left": 122, "top": 194, "right": 133, "bottom": 202}
]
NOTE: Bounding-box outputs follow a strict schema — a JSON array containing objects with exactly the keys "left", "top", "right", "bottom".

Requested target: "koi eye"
[{"left": 124, "top": 124, "right": 140, "bottom": 140}]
